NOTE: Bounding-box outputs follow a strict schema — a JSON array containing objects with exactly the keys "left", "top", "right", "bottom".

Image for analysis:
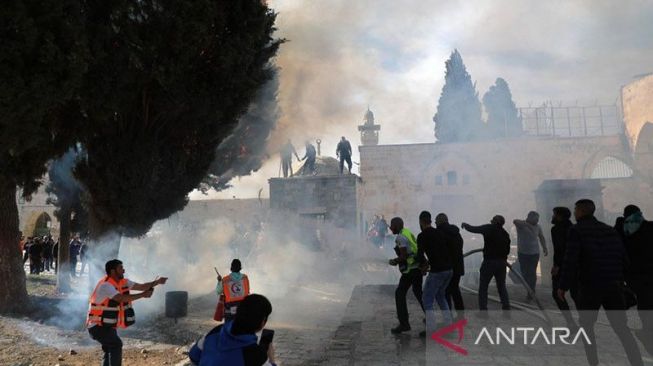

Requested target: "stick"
[{"left": 214, "top": 267, "right": 220, "bottom": 276}]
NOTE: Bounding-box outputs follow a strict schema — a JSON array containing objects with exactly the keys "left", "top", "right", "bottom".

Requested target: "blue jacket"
[{"left": 189, "top": 321, "right": 271, "bottom": 366}]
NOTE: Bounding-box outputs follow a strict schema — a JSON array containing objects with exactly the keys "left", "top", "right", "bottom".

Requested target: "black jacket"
[
  {"left": 615, "top": 219, "right": 653, "bottom": 281},
  {"left": 440, "top": 223, "right": 465, "bottom": 275},
  {"left": 464, "top": 224, "right": 510, "bottom": 260},
  {"left": 551, "top": 219, "right": 573, "bottom": 268},
  {"left": 560, "top": 216, "right": 627, "bottom": 291},
  {"left": 416, "top": 226, "right": 452, "bottom": 273}
]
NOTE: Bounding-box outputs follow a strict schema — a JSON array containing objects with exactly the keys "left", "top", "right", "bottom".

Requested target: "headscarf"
[{"left": 624, "top": 211, "right": 645, "bottom": 236}]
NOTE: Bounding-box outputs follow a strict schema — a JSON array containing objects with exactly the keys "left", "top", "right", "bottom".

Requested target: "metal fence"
[{"left": 518, "top": 105, "right": 622, "bottom": 138}]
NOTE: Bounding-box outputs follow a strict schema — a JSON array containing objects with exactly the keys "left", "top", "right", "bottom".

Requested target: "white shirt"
[{"left": 94, "top": 278, "right": 135, "bottom": 304}]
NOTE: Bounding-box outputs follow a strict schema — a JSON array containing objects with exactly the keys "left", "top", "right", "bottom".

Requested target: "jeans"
[
  {"left": 478, "top": 258, "right": 510, "bottom": 310},
  {"left": 89, "top": 326, "right": 123, "bottom": 366},
  {"left": 446, "top": 273, "right": 465, "bottom": 311},
  {"left": 395, "top": 268, "right": 424, "bottom": 326},
  {"left": 518, "top": 252, "right": 539, "bottom": 295},
  {"left": 577, "top": 285, "right": 643, "bottom": 366},
  {"left": 423, "top": 270, "right": 453, "bottom": 331}
]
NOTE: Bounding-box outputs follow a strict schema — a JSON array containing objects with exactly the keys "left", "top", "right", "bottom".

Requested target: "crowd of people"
[
  {"left": 385, "top": 199, "right": 653, "bottom": 366},
  {"left": 21, "top": 234, "right": 89, "bottom": 277}
]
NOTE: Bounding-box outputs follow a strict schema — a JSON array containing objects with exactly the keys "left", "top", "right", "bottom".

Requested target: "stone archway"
[
  {"left": 22, "top": 211, "right": 53, "bottom": 238},
  {"left": 581, "top": 148, "right": 635, "bottom": 179}
]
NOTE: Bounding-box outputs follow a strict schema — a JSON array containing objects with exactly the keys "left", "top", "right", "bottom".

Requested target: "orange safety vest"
[
  {"left": 222, "top": 274, "right": 250, "bottom": 319},
  {"left": 86, "top": 276, "right": 135, "bottom": 328}
]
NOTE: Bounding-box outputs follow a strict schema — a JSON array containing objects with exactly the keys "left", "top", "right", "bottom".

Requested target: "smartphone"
[{"left": 259, "top": 329, "right": 275, "bottom": 352}]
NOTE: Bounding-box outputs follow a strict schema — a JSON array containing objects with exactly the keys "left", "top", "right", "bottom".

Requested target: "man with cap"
[
  {"left": 217, "top": 259, "right": 251, "bottom": 321},
  {"left": 462, "top": 215, "right": 511, "bottom": 312}
]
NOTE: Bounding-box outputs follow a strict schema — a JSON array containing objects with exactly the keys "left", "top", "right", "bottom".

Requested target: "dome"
[{"left": 296, "top": 156, "right": 341, "bottom": 176}]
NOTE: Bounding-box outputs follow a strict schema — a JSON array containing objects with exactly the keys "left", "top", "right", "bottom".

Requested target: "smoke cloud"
[{"left": 197, "top": 0, "right": 653, "bottom": 199}]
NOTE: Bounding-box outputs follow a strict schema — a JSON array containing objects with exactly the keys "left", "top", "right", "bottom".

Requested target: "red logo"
[{"left": 431, "top": 318, "right": 468, "bottom": 355}]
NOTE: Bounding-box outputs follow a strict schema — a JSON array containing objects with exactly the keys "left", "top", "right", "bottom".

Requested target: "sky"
[{"left": 190, "top": 0, "right": 653, "bottom": 200}]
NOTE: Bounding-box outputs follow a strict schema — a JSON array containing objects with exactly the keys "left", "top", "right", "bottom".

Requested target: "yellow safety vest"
[{"left": 398, "top": 228, "right": 419, "bottom": 274}]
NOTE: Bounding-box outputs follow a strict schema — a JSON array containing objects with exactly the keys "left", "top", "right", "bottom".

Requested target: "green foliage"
[
  {"left": 483, "top": 78, "right": 522, "bottom": 138},
  {"left": 74, "top": 0, "right": 282, "bottom": 237},
  {"left": 433, "top": 50, "right": 484, "bottom": 143},
  {"left": 0, "top": 0, "right": 86, "bottom": 194},
  {"left": 204, "top": 70, "right": 280, "bottom": 191}
]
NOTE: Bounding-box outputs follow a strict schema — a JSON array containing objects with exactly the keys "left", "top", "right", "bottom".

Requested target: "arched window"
[{"left": 590, "top": 156, "right": 633, "bottom": 179}]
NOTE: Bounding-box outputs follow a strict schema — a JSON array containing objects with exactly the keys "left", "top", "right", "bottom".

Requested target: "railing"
[{"left": 518, "top": 105, "right": 621, "bottom": 138}]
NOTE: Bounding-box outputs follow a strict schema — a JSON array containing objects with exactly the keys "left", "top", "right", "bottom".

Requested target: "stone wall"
[
  {"left": 622, "top": 74, "right": 653, "bottom": 153},
  {"left": 359, "top": 135, "right": 650, "bottom": 229},
  {"left": 17, "top": 184, "right": 59, "bottom": 238},
  {"left": 269, "top": 175, "right": 362, "bottom": 230}
]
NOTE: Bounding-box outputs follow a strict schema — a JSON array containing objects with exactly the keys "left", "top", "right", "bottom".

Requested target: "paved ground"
[{"left": 317, "top": 283, "right": 653, "bottom": 366}]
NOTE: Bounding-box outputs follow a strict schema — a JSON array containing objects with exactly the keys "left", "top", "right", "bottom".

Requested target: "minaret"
[{"left": 357, "top": 107, "right": 380, "bottom": 145}]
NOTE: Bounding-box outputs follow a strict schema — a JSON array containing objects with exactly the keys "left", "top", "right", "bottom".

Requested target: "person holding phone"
[{"left": 189, "top": 294, "right": 277, "bottom": 366}]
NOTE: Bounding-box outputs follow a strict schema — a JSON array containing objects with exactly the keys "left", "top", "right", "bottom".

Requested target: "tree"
[
  {"left": 0, "top": 0, "right": 86, "bottom": 313},
  {"left": 483, "top": 77, "right": 522, "bottom": 138},
  {"left": 203, "top": 70, "right": 280, "bottom": 191},
  {"left": 433, "top": 50, "right": 484, "bottom": 143},
  {"left": 46, "top": 148, "right": 88, "bottom": 292},
  {"left": 73, "top": 0, "right": 282, "bottom": 278}
]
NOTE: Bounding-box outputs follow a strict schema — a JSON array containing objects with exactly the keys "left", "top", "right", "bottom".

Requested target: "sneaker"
[{"left": 391, "top": 324, "right": 411, "bottom": 334}]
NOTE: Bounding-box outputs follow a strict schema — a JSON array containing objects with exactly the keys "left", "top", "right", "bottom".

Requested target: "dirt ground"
[{"left": 1, "top": 273, "right": 191, "bottom": 366}]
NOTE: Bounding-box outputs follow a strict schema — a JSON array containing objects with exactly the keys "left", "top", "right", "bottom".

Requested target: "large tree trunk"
[
  {"left": 0, "top": 181, "right": 29, "bottom": 313},
  {"left": 56, "top": 206, "right": 72, "bottom": 293},
  {"left": 87, "top": 212, "right": 121, "bottom": 292}
]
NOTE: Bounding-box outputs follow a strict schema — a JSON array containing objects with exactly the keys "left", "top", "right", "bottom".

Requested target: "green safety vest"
[{"left": 399, "top": 228, "right": 419, "bottom": 274}]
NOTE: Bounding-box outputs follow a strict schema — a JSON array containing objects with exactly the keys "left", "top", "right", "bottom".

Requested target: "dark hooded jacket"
[
  {"left": 560, "top": 216, "right": 627, "bottom": 291},
  {"left": 189, "top": 321, "right": 270, "bottom": 366},
  {"left": 551, "top": 219, "right": 573, "bottom": 268},
  {"left": 615, "top": 218, "right": 653, "bottom": 282},
  {"left": 440, "top": 223, "right": 465, "bottom": 276}
]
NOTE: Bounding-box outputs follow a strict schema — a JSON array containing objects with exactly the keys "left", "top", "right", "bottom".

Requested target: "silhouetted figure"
[
  {"left": 436, "top": 213, "right": 465, "bottom": 316},
  {"left": 69, "top": 235, "right": 82, "bottom": 277},
  {"left": 615, "top": 204, "right": 653, "bottom": 355},
  {"left": 299, "top": 141, "right": 317, "bottom": 175},
  {"left": 550, "top": 207, "right": 578, "bottom": 327},
  {"left": 52, "top": 240, "right": 59, "bottom": 274},
  {"left": 29, "top": 238, "right": 43, "bottom": 275},
  {"left": 388, "top": 217, "right": 424, "bottom": 334},
  {"left": 513, "top": 211, "right": 548, "bottom": 300},
  {"left": 336, "top": 136, "right": 352, "bottom": 174},
  {"left": 377, "top": 215, "right": 388, "bottom": 247},
  {"left": 462, "top": 215, "right": 511, "bottom": 311},
  {"left": 280, "top": 139, "right": 300, "bottom": 178},
  {"left": 558, "top": 199, "right": 643, "bottom": 366}
]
